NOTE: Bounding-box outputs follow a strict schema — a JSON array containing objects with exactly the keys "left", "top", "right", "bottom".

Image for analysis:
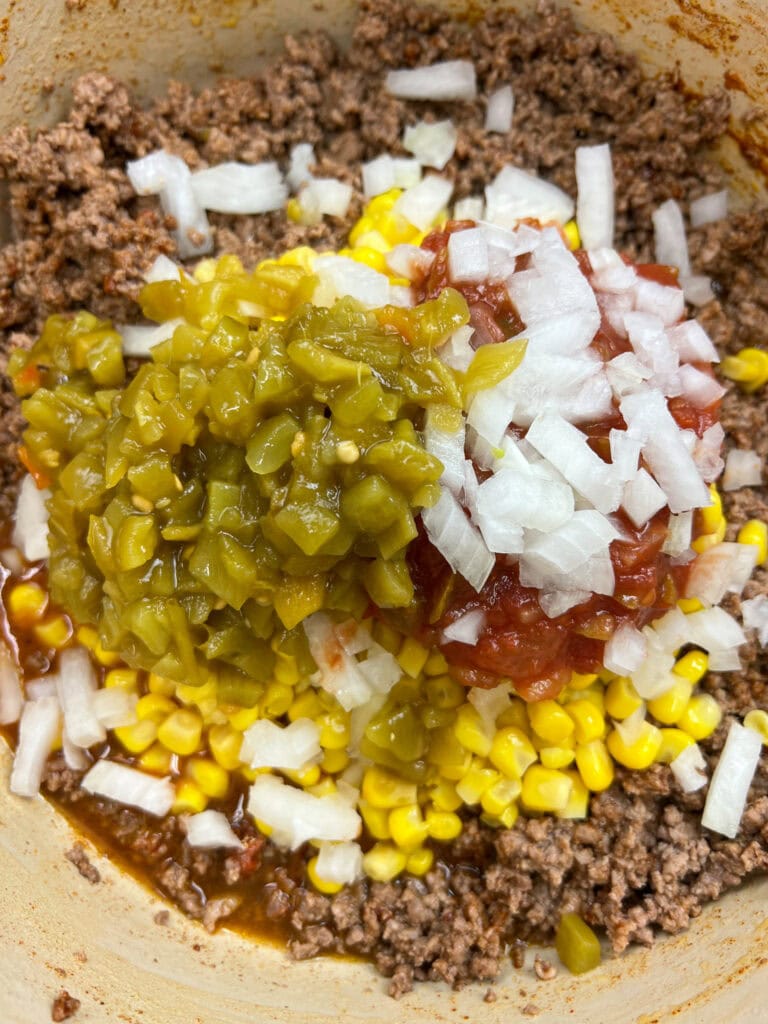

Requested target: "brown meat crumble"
[{"left": 1, "top": 0, "right": 766, "bottom": 999}]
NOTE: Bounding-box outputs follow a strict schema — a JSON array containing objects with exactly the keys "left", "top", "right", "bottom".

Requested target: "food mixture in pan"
[{"left": 1, "top": 0, "right": 767, "bottom": 998}]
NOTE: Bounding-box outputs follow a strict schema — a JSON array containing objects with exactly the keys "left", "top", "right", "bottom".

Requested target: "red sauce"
[{"left": 405, "top": 226, "right": 719, "bottom": 700}]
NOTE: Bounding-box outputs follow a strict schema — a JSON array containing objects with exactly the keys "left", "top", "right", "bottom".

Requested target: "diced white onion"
[
  {"left": 185, "top": 809, "right": 243, "bottom": 850},
  {"left": 484, "top": 85, "right": 514, "bottom": 133},
  {"left": 385, "top": 243, "right": 435, "bottom": 281},
  {"left": 82, "top": 759, "right": 175, "bottom": 816},
  {"left": 476, "top": 466, "right": 574, "bottom": 536},
  {"left": 392, "top": 158, "right": 422, "bottom": 189},
  {"left": 304, "top": 614, "right": 400, "bottom": 711},
  {"left": 677, "top": 364, "right": 725, "bottom": 408},
  {"left": 314, "top": 841, "right": 364, "bottom": 885},
  {"left": 614, "top": 704, "right": 648, "bottom": 746},
  {"left": 683, "top": 606, "right": 746, "bottom": 652},
  {"left": 603, "top": 622, "right": 647, "bottom": 675},
  {"left": 403, "top": 119, "right": 457, "bottom": 170},
  {"left": 693, "top": 423, "right": 725, "bottom": 484},
  {"left": 685, "top": 542, "right": 758, "bottom": 605},
  {"left": 247, "top": 774, "right": 361, "bottom": 849},
  {"left": 421, "top": 488, "right": 495, "bottom": 593},
  {"left": 313, "top": 255, "right": 391, "bottom": 309},
  {"left": 299, "top": 178, "right": 353, "bottom": 222},
  {"left": 621, "top": 468, "right": 667, "bottom": 528},
  {"left": 12, "top": 475, "right": 51, "bottom": 562},
  {"left": 682, "top": 274, "right": 716, "bottom": 307},
  {"left": 538, "top": 588, "right": 591, "bottom": 618},
  {"left": 424, "top": 411, "right": 466, "bottom": 495},
  {"left": 652, "top": 198, "right": 691, "bottom": 277},
  {"left": 448, "top": 227, "right": 489, "bottom": 283},
  {"left": 631, "top": 279, "right": 685, "bottom": 327},
  {"left": 9, "top": 695, "right": 61, "bottom": 797},
  {"left": 385, "top": 60, "right": 477, "bottom": 102},
  {"left": 467, "top": 683, "right": 512, "bottom": 733},
  {"left": 741, "top": 596, "right": 768, "bottom": 647},
  {"left": 287, "top": 143, "right": 315, "bottom": 191},
  {"left": 485, "top": 166, "right": 574, "bottom": 229},
  {"left": 56, "top": 645, "right": 106, "bottom": 750},
  {"left": 24, "top": 676, "right": 58, "bottom": 701},
  {"left": 395, "top": 174, "right": 454, "bottom": 232},
  {"left": 120, "top": 318, "right": 186, "bottom": 357},
  {"left": 666, "top": 320, "right": 720, "bottom": 363},
  {"left": 575, "top": 143, "right": 614, "bottom": 250},
  {"left": 721, "top": 448, "right": 763, "bottom": 491},
  {"left": 240, "top": 717, "right": 321, "bottom": 771},
  {"left": 442, "top": 609, "right": 487, "bottom": 645},
  {"left": 702, "top": 721, "right": 762, "bottom": 838},
  {"left": 62, "top": 729, "right": 92, "bottom": 772},
  {"left": 362, "top": 154, "right": 395, "bottom": 199},
  {"left": 690, "top": 190, "right": 728, "bottom": 228},
  {"left": 143, "top": 254, "right": 184, "bottom": 284},
  {"left": 92, "top": 687, "right": 138, "bottom": 729},
  {"left": 670, "top": 743, "right": 708, "bottom": 793},
  {"left": 190, "top": 161, "right": 287, "bottom": 214},
  {"left": 0, "top": 642, "right": 23, "bottom": 725},
  {"left": 126, "top": 150, "right": 212, "bottom": 259},
  {"left": 454, "top": 196, "right": 485, "bottom": 221},
  {"left": 662, "top": 510, "right": 693, "bottom": 557}
]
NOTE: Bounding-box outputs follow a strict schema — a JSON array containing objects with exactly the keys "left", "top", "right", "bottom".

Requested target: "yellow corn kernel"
[
  {"left": 648, "top": 678, "right": 693, "bottom": 726},
  {"left": 573, "top": 685, "right": 605, "bottom": 714},
  {"left": 136, "top": 693, "right": 177, "bottom": 724},
  {"left": 114, "top": 719, "right": 157, "bottom": 754},
  {"left": 33, "top": 615, "right": 72, "bottom": 649},
  {"left": 425, "top": 807, "right": 463, "bottom": 842},
  {"left": 678, "top": 693, "right": 722, "bottom": 741},
  {"left": 348, "top": 214, "right": 376, "bottom": 247},
  {"left": 563, "top": 220, "right": 581, "bottom": 250},
  {"left": 677, "top": 597, "right": 704, "bottom": 614},
  {"left": 699, "top": 483, "right": 723, "bottom": 533},
  {"left": 286, "top": 197, "right": 302, "bottom": 223},
  {"left": 424, "top": 673, "right": 466, "bottom": 710},
  {"left": 481, "top": 776, "right": 521, "bottom": 816},
  {"left": 655, "top": 728, "right": 695, "bottom": 764},
  {"left": 604, "top": 676, "right": 643, "bottom": 720},
  {"left": 737, "top": 519, "right": 768, "bottom": 566},
  {"left": 317, "top": 708, "right": 350, "bottom": 750},
  {"left": 288, "top": 690, "right": 324, "bottom": 722},
  {"left": 607, "top": 721, "right": 662, "bottom": 770},
  {"left": 744, "top": 709, "right": 768, "bottom": 744},
  {"left": 148, "top": 672, "right": 177, "bottom": 696},
  {"left": 282, "top": 763, "right": 322, "bottom": 788},
  {"left": 397, "top": 637, "right": 430, "bottom": 678},
  {"left": 567, "top": 700, "right": 606, "bottom": 744},
  {"left": 692, "top": 519, "right": 726, "bottom": 554},
  {"left": 104, "top": 667, "right": 140, "bottom": 692},
  {"left": 75, "top": 625, "right": 121, "bottom": 666},
  {"left": 273, "top": 653, "right": 300, "bottom": 687},
  {"left": 453, "top": 703, "right": 492, "bottom": 757},
  {"left": 306, "top": 778, "right": 338, "bottom": 801},
  {"left": 362, "top": 765, "right": 417, "bottom": 809},
  {"left": 575, "top": 740, "right": 615, "bottom": 792},
  {"left": 424, "top": 651, "right": 449, "bottom": 676},
  {"left": 187, "top": 757, "right": 229, "bottom": 799},
  {"left": 720, "top": 346, "right": 768, "bottom": 393},
  {"left": 228, "top": 705, "right": 260, "bottom": 731},
  {"left": 557, "top": 770, "right": 590, "bottom": 819},
  {"left": 494, "top": 802, "right": 519, "bottom": 829},
  {"left": 177, "top": 680, "right": 216, "bottom": 710},
  {"left": 139, "top": 742, "right": 174, "bottom": 775},
  {"left": 370, "top": 620, "right": 401, "bottom": 653},
  {"left": 673, "top": 650, "right": 709, "bottom": 684},
  {"left": 363, "top": 842, "right": 407, "bottom": 882},
  {"left": 496, "top": 698, "right": 529, "bottom": 732},
  {"left": 520, "top": 765, "right": 573, "bottom": 813},
  {"left": 261, "top": 681, "right": 293, "bottom": 718},
  {"left": 429, "top": 778, "right": 463, "bottom": 812},
  {"left": 377, "top": 210, "right": 417, "bottom": 245},
  {"left": 406, "top": 847, "right": 434, "bottom": 876},
  {"left": 208, "top": 723, "right": 243, "bottom": 771},
  {"left": 172, "top": 779, "right": 208, "bottom": 814},
  {"left": 321, "top": 748, "right": 349, "bottom": 774},
  {"left": 8, "top": 581, "right": 48, "bottom": 624},
  {"left": 389, "top": 804, "right": 429, "bottom": 849},
  {"left": 306, "top": 855, "right": 344, "bottom": 895},
  {"left": 489, "top": 726, "right": 538, "bottom": 779},
  {"left": 455, "top": 760, "right": 500, "bottom": 806},
  {"left": 158, "top": 708, "right": 204, "bottom": 756},
  {"left": 569, "top": 671, "right": 598, "bottom": 691},
  {"left": 539, "top": 745, "right": 576, "bottom": 770},
  {"left": 350, "top": 245, "right": 387, "bottom": 272},
  {"left": 528, "top": 700, "right": 575, "bottom": 745},
  {"left": 359, "top": 798, "right": 392, "bottom": 840}
]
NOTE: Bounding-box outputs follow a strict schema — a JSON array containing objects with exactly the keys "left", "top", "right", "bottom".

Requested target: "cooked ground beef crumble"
[{"left": 1, "top": 0, "right": 766, "bottom": 999}]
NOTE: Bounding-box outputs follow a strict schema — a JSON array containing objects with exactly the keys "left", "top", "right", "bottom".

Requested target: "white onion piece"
[
  {"left": 403, "top": 119, "right": 457, "bottom": 170},
  {"left": 143, "top": 254, "right": 184, "bottom": 283},
  {"left": 684, "top": 606, "right": 746, "bottom": 652},
  {"left": 248, "top": 774, "right": 361, "bottom": 849},
  {"left": 484, "top": 85, "right": 514, "bottom": 133},
  {"left": 304, "top": 614, "right": 400, "bottom": 711},
  {"left": 313, "top": 255, "right": 391, "bottom": 309},
  {"left": 526, "top": 412, "right": 623, "bottom": 514},
  {"left": 442, "top": 609, "right": 487, "bottom": 645},
  {"left": 127, "top": 151, "right": 212, "bottom": 259},
  {"left": 622, "top": 468, "right": 667, "bottom": 528},
  {"left": 12, "top": 475, "right": 51, "bottom": 562},
  {"left": 678, "top": 364, "right": 725, "bottom": 408},
  {"left": 666, "top": 320, "right": 719, "bottom": 363},
  {"left": 693, "top": 423, "right": 725, "bottom": 484},
  {"left": 630, "top": 644, "right": 677, "bottom": 700},
  {"left": 592, "top": 259, "right": 636, "bottom": 293},
  {"left": 467, "top": 683, "right": 512, "bottom": 734},
  {"left": 191, "top": 161, "right": 287, "bottom": 214},
  {"left": 92, "top": 687, "right": 138, "bottom": 729},
  {"left": 424, "top": 412, "right": 466, "bottom": 495},
  {"left": 485, "top": 166, "right": 574, "bottom": 229},
  {"left": 682, "top": 274, "right": 716, "bottom": 307},
  {"left": 82, "top": 760, "right": 175, "bottom": 816},
  {"left": 0, "top": 642, "right": 23, "bottom": 725},
  {"left": 476, "top": 466, "right": 574, "bottom": 537},
  {"left": 385, "top": 60, "right": 477, "bottom": 101},
  {"left": 385, "top": 243, "right": 435, "bottom": 281},
  {"left": 438, "top": 324, "right": 475, "bottom": 373},
  {"left": 315, "top": 841, "right": 364, "bottom": 885},
  {"left": 9, "top": 695, "right": 61, "bottom": 798},
  {"left": 690, "top": 190, "right": 728, "bottom": 228},
  {"left": 362, "top": 155, "right": 395, "bottom": 199},
  {"left": 648, "top": 606, "right": 692, "bottom": 651},
  {"left": 25, "top": 676, "right": 58, "bottom": 702},
  {"left": 605, "top": 352, "right": 653, "bottom": 398},
  {"left": 63, "top": 729, "right": 92, "bottom": 772},
  {"left": 670, "top": 743, "right": 708, "bottom": 793},
  {"left": 620, "top": 389, "right": 712, "bottom": 513},
  {"left": 395, "top": 174, "right": 454, "bottom": 232},
  {"left": 702, "top": 721, "right": 762, "bottom": 838},
  {"left": 454, "top": 196, "right": 485, "bottom": 221},
  {"left": 421, "top": 488, "right": 494, "bottom": 593},
  {"left": 287, "top": 143, "right": 315, "bottom": 191},
  {"left": 0, "top": 546, "right": 24, "bottom": 574},
  {"left": 56, "top": 646, "right": 106, "bottom": 750},
  {"left": 448, "top": 227, "right": 489, "bottom": 283},
  {"left": 742, "top": 596, "right": 768, "bottom": 647},
  {"left": 721, "top": 448, "right": 763, "bottom": 491},
  {"left": 708, "top": 648, "right": 742, "bottom": 672},
  {"left": 392, "top": 158, "right": 422, "bottom": 189},
  {"left": 652, "top": 198, "right": 691, "bottom": 277},
  {"left": 240, "top": 717, "right": 321, "bottom": 771},
  {"left": 685, "top": 542, "right": 758, "bottom": 605},
  {"left": 120, "top": 318, "right": 186, "bottom": 357},
  {"left": 662, "top": 510, "right": 693, "bottom": 557},
  {"left": 603, "top": 622, "right": 647, "bottom": 675},
  {"left": 513, "top": 311, "right": 599, "bottom": 356},
  {"left": 186, "top": 810, "right": 243, "bottom": 850},
  {"left": 614, "top": 704, "right": 648, "bottom": 746},
  {"left": 609, "top": 429, "right": 642, "bottom": 482},
  {"left": 299, "top": 177, "right": 353, "bottom": 221},
  {"left": 632, "top": 279, "right": 685, "bottom": 327},
  {"left": 538, "top": 588, "right": 591, "bottom": 618},
  {"left": 520, "top": 511, "right": 619, "bottom": 589},
  {"left": 575, "top": 143, "right": 614, "bottom": 250}
]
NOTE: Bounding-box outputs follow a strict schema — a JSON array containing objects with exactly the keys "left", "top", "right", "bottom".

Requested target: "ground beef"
[
  {"left": 1, "top": 0, "right": 767, "bottom": 999},
  {"left": 64, "top": 842, "right": 101, "bottom": 885},
  {"left": 51, "top": 990, "right": 80, "bottom": 1022}
]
